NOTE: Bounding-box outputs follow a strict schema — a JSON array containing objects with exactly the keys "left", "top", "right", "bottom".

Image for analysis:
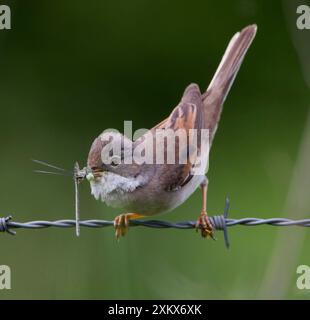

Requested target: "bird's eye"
[{"left": 110, "top": 155, "right": 121, "bottom": 167}]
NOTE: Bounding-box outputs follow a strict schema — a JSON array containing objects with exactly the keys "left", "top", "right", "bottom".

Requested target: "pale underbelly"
[{"left": 104, "top": 174, "right": 205, "bottom": 215}]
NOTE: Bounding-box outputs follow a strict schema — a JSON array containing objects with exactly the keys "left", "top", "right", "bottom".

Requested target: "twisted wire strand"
[
  {"left": 225, "top": 218, "right": 310, "bottom": 227},
  {"left": 1, "top": 216, "right": 310, "bottom": 249},
  {"left": 2, "top": 217, "right": 310, "bottom": 231},
  {"left": 1, "top": 198, "right": 310, "bottom": 248}
]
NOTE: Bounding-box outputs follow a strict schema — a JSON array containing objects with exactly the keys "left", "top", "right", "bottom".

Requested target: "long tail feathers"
[{"left": 203, "top": 24, "right": 257, "bottom": 141}]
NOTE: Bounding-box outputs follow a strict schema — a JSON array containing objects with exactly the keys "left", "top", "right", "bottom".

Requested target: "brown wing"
[
  {"left": 150, "top": 83, "right": 203, "bottom": 131},
  {"left": 145, "top": 25, "right": 257, "bottom": 191},
  {"left": 149, "top": 84, "right": 205, "bottom": 191}
]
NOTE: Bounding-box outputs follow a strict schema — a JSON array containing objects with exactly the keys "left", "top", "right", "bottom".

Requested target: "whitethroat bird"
[{"left": 84, "top": 25, "right": 257, "bottom": 239}]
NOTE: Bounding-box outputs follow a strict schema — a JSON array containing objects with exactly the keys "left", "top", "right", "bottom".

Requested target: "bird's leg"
[
  {"left": 114, "top": 213, "right": 145, "bottom": 239},
  {"left": 195, "top": 177, "right": 215, "bottom": 239}
]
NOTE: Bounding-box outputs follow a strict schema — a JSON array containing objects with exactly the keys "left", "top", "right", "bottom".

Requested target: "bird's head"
[
  {"left": 86, "top": 131, "right": 149, "bottom": 201},
  {"left": 87, "top": 131, "right": 143, "bottom": 179}
]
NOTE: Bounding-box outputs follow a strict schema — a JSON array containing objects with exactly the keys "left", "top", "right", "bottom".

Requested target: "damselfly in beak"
[{"left": 33, "top": 159, "right": 88, "bottom": 237}]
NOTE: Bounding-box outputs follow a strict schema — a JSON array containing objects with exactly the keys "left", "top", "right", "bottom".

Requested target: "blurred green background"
[{"left": 0, "top": 0, "right": 310, "bottom": 299}]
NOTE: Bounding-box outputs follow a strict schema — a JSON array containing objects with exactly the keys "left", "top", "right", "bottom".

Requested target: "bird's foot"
[
  {"left": 195, "top": 211, "right": 215, "bottom": 239},
  {"left": 114, "top": 213, "right": 144, "bottom": 240}
]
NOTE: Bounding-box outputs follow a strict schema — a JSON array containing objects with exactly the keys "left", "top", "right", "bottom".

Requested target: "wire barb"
[{"left": 209, "top": 197, "right": 230, "bottom": 248}]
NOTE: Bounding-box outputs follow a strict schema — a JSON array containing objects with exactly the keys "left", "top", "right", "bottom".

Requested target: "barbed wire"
[{"left": 1, "top": 198, "right": 310, "bottom": 248}]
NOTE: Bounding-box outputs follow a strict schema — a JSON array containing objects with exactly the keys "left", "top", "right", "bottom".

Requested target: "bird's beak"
[
  {"left": 86, "top": 171, "right": 95, "bottom": 181},
  {"left": 74, "top": 166, "right": 98, "bottom": 182},
  {"left": 86, "top": 167, "right": 103, "bottom": 181}
]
